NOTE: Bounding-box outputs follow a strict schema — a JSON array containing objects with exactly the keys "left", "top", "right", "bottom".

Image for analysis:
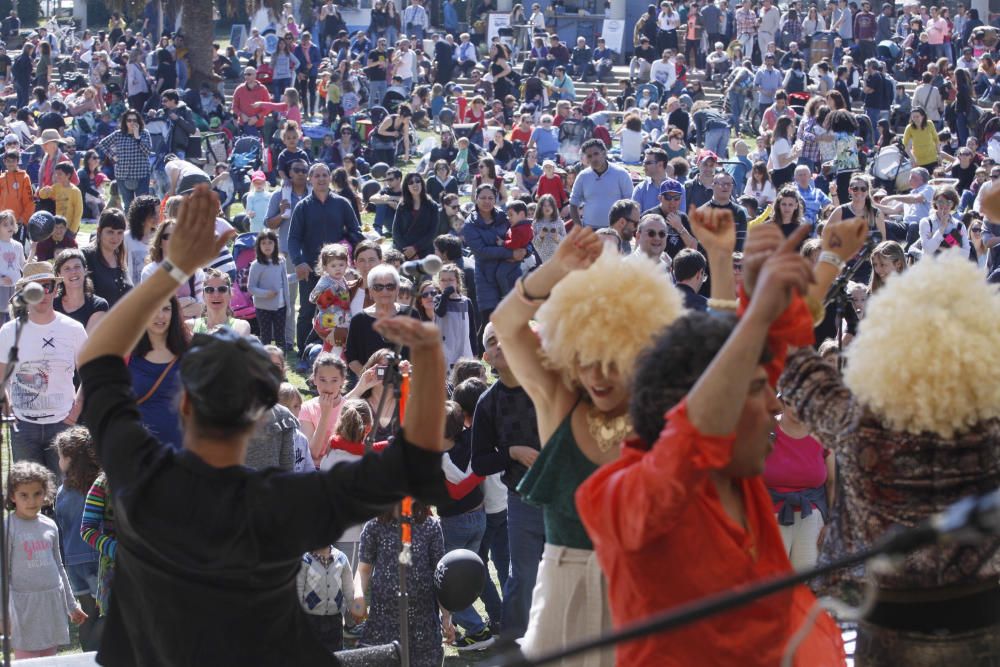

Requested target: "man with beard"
[
  {"left": 643, "top": 178, "right": 699, "bottom": 260},
  {"left": 608, "top": 199, "right": 640, "bottom": 255}
]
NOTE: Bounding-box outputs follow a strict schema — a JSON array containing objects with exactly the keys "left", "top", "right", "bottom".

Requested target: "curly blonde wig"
[
  {"left": 844, "top": 251, "right": 1000, "bottom": 437},
  {"left": 535, "top": 249, "right": 686, "bottom": 384}
]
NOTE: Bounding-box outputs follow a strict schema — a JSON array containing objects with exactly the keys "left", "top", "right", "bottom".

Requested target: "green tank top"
[
  {"left": 192, "top": 316, "right": 236, "bottom": 334},
  {"left": 517, "top": 400, "right": 598, "bottom": 550}
]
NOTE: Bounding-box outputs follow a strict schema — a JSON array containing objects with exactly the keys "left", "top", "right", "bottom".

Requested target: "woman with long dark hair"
[
  {"left": 827, "top": 172, "right": 886, "bottom": 285},
  {"left": 128, "top": 296, "right": 188, "bottom": 450},
  {"left": 83, "top": 209, "right": 132, "bottom": 307},
  {"left": 473, "top": 156, "right": 508, "bottom": 202},
  {"left": 768, "top": 185, "right": 806, "bottom": 237},
  {"left": 954, "top": 67, "right": 975, "bottom": 145},
  {"left": 768, "top": 116, "right": 800, "bottom": 189},
  {"left": 96, "top": 110, "right": 152, "bottom": 211},
  {"left": 903, "top": 107, "right": 940, "bottom": 171},
  {"left": 827, "top": 108, "right": 861, "bottom": 202},
  {"left": 78, "top": 150, "right": 105, "bottom": 223},
  {"left": 331, "top": 167, "right": 363, "bottom": 221},
  {"left": 73, "top": 184, "right": 449, "bottom": 665},
  {"left": 392, "top": 172, "right": 439, "bottom": 260}
]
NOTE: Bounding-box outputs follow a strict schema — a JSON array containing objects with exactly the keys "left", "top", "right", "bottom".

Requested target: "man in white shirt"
[
  {"left": 0, "top": 262, "right": 86, "bottom": 474},
  {"left": 402, "top": 0, "right": 430, "bottom": 41},
  {"left": 245, "top": 28, "right": 265, "bottom": 57},
  {"left": 649, "top": 50, "right": 677, "bottom": 95},
  {"left": 757, "top": 0, "right": 780, "bottom": 67},
  {"left": 393, "top": 38, "right": 418, "bottom": 94},
  {"left": 957, "top": 46, "right": 979, "bottom": 73},
  {"left": 456, "top": 32, "right": 478, "bottom": 77}
]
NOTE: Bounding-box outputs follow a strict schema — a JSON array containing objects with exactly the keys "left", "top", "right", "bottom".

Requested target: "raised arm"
[
  {"left": 78, "top": 185, "right": 236, "bottom": 367},
  {"left": 491, "top": 225, "right": 602, "bottom": 414}
]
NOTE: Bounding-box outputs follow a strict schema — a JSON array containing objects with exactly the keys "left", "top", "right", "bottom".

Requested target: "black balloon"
[
  {"left": 434, "top": 549, "right": 485, "bottom": 612},
  {"left": 28, "top": 210, "right": 55, "bottom": 242}
]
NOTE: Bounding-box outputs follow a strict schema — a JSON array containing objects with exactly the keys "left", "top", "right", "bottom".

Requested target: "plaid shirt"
[
  {"left": 97, "top": 129, "right": 152, "bottom": 180},
  {"left": 797, "top": 115, "right": 822, "bottom": 164},
  {"left": 735, "top": 8, "right": 757, "bottom": 35}
]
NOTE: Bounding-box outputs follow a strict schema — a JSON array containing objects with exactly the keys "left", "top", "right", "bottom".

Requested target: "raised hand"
[
  {"left": 553, "top": 225, "right": 603, "bottom": 272},
  {"left": 373, "top": 316, "right": 443, "bottom": 352},
  {"left": 821, "top": 216, "right": 869, "bottom": 262},
  {"left": 747, "top": 229, "right": 816, "bottom": 325},
  {"left": 167, "top": 184, "right": 235, "bottom": 275},
  {"left": 689, "top": 206, "right": 736, "bottom": 255}
]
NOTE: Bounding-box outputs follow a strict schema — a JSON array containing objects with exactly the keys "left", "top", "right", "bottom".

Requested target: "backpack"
[{"left": 229, "top": 232, "right": 259, "bottom": 321}]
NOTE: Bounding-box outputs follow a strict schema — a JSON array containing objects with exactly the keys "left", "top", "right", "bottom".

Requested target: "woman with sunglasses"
[
  {"left": 969, "top": 218, "right": 989, "bottom": 270},
  {"left": 827, "top": 173, "right": 886, "bottom": 285},
  {"left": 344, "top": 264, "right": 416, "bottom": 378},
  {"left": 141, "top": 220, "right": 206, "bottom": 319},
  {"left": 96, "top": 111, "right": 152, "bottom": 212},
  {"left": 53, "top": 249, "right": 108, "bottom": 334},
  {"left": 437, "top": 194, "right": 464, "bottom": 236},
  {"left": 328, "top": 126, "right": 359, "bottom": 168},
  {"left": 392, "top": 173, "right": 439, "bottom": 261},
  {"left": 187, "top": 269, "right": 251, "bottom": 337},
  {"left": 83, "top": 209, "right": 133, "bottom": 307}
]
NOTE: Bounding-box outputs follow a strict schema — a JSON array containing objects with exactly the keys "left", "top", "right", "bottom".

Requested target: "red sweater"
[
  {"left": 535, "top": 173, "right": 567, "bottom": 209},
  {"left": 504, "top": 220, "right": 534, "bottom": 250}
]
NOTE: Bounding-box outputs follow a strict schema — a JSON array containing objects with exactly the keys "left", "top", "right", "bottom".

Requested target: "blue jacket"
[
  {"left": 294, "top": 44, "right": 321, "bottom": 78},
  {"left": 288, "top": 191, "right": 364, "bottom": 269},
  {"left": 55, "top": 486, "right": 99, "bottom": 567},
  {"left": 461, "top": 208, "right": 518, "bottom": 311}
]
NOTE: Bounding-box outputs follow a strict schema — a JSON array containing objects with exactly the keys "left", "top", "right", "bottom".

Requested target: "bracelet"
[
  {"left": 515, "top": 274, "right": 549, "bottom": 307},
  {"left": 818, "top": 251, "right": 846, "bottom": 272},
  {"left": 160, "top": 258, "right": 192, "bottom": 285},
  {"left": 706, "top": 298, "right": 739, "bottom": 311}
]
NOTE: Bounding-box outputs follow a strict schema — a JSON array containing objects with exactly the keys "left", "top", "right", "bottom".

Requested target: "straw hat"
[
  {"left": 15, "top": 261, "right": 61, "bottom": 290},
  {"left": 32, "top": 129, "right": 64, "bottom": 146}
]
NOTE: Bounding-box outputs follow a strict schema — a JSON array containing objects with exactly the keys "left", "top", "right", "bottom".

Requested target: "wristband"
[
  {"left": 161, "top": 258, "right": 192, "bottom": 285},
  {"left": 818, "top": 251, "right": 846, "bottom": 272}
]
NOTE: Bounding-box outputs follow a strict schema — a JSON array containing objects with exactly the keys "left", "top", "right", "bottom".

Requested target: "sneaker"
[
  {"left": 344, "top": 621, "right": 365, "bottom": 639},
  {"left": 453, "top": 628, "right": 495, "bottom": 652}
]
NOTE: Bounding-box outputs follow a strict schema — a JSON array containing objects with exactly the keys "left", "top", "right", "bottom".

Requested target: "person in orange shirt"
[
  {"left": 576, "top": 218, "right": 868, "bottom": 667},
  {"left": 0, "top": 151, "right": 34, "bottom": 230}
]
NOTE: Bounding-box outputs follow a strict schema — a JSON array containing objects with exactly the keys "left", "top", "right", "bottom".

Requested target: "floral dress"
[{"left": 359, "top": 516, "right": 446, "bottom": 667}]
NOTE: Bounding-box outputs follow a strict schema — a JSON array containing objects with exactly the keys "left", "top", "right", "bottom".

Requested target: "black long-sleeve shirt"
[
  {"left": 287, "top": 190, "right": 364, "bottom": 269},
  {"left": 470, "top": 379, "right": 540, "bottom": 493},
  {"left": 80, "top": 355, "right": 446, "bottom": 666}
]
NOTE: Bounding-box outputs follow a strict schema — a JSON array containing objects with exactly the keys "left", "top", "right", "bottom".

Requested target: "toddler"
[
  {"left": 535, "top": 160, "right": 567, "bottom": 210},
  {"left": 309, "top": 243, "right": 352, "bottom": 358},
  {"left": 245, "top": 171, "right": 272, "bottom": 233},
  {"left": 433, "top": 265, "right": 474, "bottom": 370},
  {"left": 247, "top": 229, "right": 290, "bottom": 348},
  {"left": 298, "top": 544, "right": 354, "bottom": 652},
  {"left": 0, "top": 209, "right": 24, "bottom": 325},
  {"left": 531, "top": 193, "right": 566, "bottom": 263},
  {"left": 277, "top": 383, "right": 315, "bottom": 473},
  {"left": 6, "top": 461, "right": 86, "bottom": 659},
  {"left": 453, "top": 136, "right": 471, "bottom": 183}
]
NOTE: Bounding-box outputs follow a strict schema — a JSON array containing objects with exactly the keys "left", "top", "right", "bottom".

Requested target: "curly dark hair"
[
  {"left": 6, "top": 461, "right": 56, "bottom": 510},
  {"left": 629, "top": 313, "right": 769, "bottom": 446},
  {"left": 52, "top": 426, "right": 100, "bottom": 494}
]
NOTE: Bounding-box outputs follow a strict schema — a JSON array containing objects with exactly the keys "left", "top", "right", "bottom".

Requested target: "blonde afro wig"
[
  {"left": 844, "top": 250, "right": 1000, "bottom": 437},
  {"left": 535, "top": 249, "right": 686, "bottom": 385}
]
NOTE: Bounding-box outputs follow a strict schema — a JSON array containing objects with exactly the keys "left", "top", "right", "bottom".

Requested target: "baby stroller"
[
  {"left": 877, "top": 39, "right": 902, "bottom": 73},
  {"left": 229, "top": 136, "right": 263, "bottom": 203},
  {"left": 558, "top": 118, "right": 595, "bottom": 165},
  {"left": 787, "top": 91, "right": 812, "bottom": 117},
  {"left": 230, "top": 232, "right": 259, "bottom": 324}
]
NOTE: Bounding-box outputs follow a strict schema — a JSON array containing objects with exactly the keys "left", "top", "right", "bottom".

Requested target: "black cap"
[{"left": 181, "top": 328, "right": 281, "bottom": 430}]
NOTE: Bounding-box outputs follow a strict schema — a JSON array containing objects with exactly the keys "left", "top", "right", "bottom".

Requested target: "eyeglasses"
[
  {"left": 204, "top": 285, "right": 230, "bottom": 294},
  {"left": 850, "top": 185, "right": 869, "bottom": 192},
  {"left": 935, "top": 197, "right": 954, "bottom": 205},
  {"left": 645, "top": 229, "right": 667, "bottom": 239},
  {"left": 971, "top": 227, "right": 983, "bottom": 234},
  {"left": 371, "top": 283, "right": 397, "bottom": 292}
]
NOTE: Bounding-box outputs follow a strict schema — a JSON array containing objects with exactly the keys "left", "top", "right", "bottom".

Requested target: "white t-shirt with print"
[{"left": 0, "top": 313, "right": 86, "bottom": 423}]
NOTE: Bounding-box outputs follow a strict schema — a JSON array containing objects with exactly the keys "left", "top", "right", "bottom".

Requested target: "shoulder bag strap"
[{"left": 136, "top": 357, "right": 178, "bottom": 406}]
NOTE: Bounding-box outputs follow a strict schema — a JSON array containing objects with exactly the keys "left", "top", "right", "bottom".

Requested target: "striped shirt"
[{"left": 80, "top": 473, "right": 116, "bottom": 560}]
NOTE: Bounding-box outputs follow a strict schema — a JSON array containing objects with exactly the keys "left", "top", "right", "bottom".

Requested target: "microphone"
[
  {"left": 400, "top": 254, "right": 443, "bottom": 278},
  {"left": 930, "top": 488, "right": 1000, "bottom": 544},
  {"left": 10, "top": 281, "right": 45, "bottom": 321}
]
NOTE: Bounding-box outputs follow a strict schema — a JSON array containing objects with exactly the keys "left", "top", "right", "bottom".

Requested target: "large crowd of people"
[{"left": 1, "top": 0, "right": 1000, "bottom": 665}]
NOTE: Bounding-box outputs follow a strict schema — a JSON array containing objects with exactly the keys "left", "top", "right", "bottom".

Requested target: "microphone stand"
[
  {"left": 824, "top": 240, "right": 874, "bottom": 372},
  {"left": 0, "top": 303, "right": 30, "bottom": 667},
  {"left": 489, "top": 520, "right": 943, "bottom": 667},
  {"left": 363, "top": 271, "right": 431, "bottom": 667}
]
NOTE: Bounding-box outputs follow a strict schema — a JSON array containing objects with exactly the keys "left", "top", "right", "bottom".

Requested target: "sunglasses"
[
  {"left": 850, "top": 185, "right": 869, "bottom": 192},
  {"left": 645, "top": 229, "right": 667, "bottom": 239},
  {"left": 935, "top": 198, "right": 954, "bottom": 205},
  {"left": 371, "top": 283, "right": 397, "bottom": 292},
  {"left": 204, "top": 285, "right": 230, "bottom": 294},
  {"left": 36, "top": 281, "right": 55, "bottom": 293},
  {"left": 421, "top": 290, "right": 439, "bottom": 298},
  {"left": 971, "top": 227, "right": 983, "bottom": 234}
]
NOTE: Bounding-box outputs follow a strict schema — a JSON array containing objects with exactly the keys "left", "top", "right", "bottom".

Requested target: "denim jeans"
[
  {"left": 118, "top": 177, "right": 150, "bottom": 214},
  {"left": 728, "top": 90, "right": 745, "bottom": 132},
  {"left": 369, "top": 80, "right": 388, "bottom": 108},
  {"left": 13, "top": 419, "right": 69, "bottom": 475},
  {"left": 502, "top": 491, "right": 545, "bottom": 640},
  {"left": 478, "top": 509, "right": 509, "bottom": 628},
  {"left": 441, "top": 508, "right": 488, "bottom": 634},
  {"left": 704, "top": 127, "right": 731, "bottom": 159},
  {"left": 401, "top": 77, "right": 414, "bottom": 95}
]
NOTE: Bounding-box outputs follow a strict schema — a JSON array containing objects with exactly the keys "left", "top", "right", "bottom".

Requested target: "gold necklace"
[{"left": 586, "top": 406, "right": 632, "bottom": 454}]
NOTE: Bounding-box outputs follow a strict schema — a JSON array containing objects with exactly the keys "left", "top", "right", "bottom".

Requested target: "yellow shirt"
[
  {"left": 40, "top": 183, "right": 83, "bottom": 233},
  {"left": 902, "top": 123, "right": 939, "bottom": 167}
]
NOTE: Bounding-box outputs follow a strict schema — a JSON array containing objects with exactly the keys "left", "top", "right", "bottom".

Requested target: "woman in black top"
[
  {"left": 77, "top": 150, "right": 104, "bottom": 221},
  {"left": 82, "top": 208, "right": 132, "bottom": 307},
  {"left": 491, "top": 53, "right": 515, "bottom": 101},
  {"left": 374, "top": 103, "right": 412, "bottom": 163},
  {"left": 154, "top": 48, "right": 176, "bottom": 99},
  {"left": 74, "top": 184, "right": 448, "bottom": 666},
  {"left": 426, "top": 160, "right": 459, "bottom": 204},
  {"left": 331, "top": 167, "right": 363, "bottom": 221},
  {"left": 52, "top": 248, "right": 109, "bottom": 332},
  {"left": 955, "top": 67, "right": 976, "bottom": 145},
  {"left": 392, "top": 173, "right": 440, "bottom": 260}
]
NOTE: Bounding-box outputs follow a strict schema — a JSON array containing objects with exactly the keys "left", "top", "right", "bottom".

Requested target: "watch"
[{"left": 161, "top": 258, "right": 191, "bottom": 285}]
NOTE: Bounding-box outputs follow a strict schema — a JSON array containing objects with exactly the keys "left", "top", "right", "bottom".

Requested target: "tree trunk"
[{"left": 181, "top": 0, "right": 216, "bottom": 89}]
